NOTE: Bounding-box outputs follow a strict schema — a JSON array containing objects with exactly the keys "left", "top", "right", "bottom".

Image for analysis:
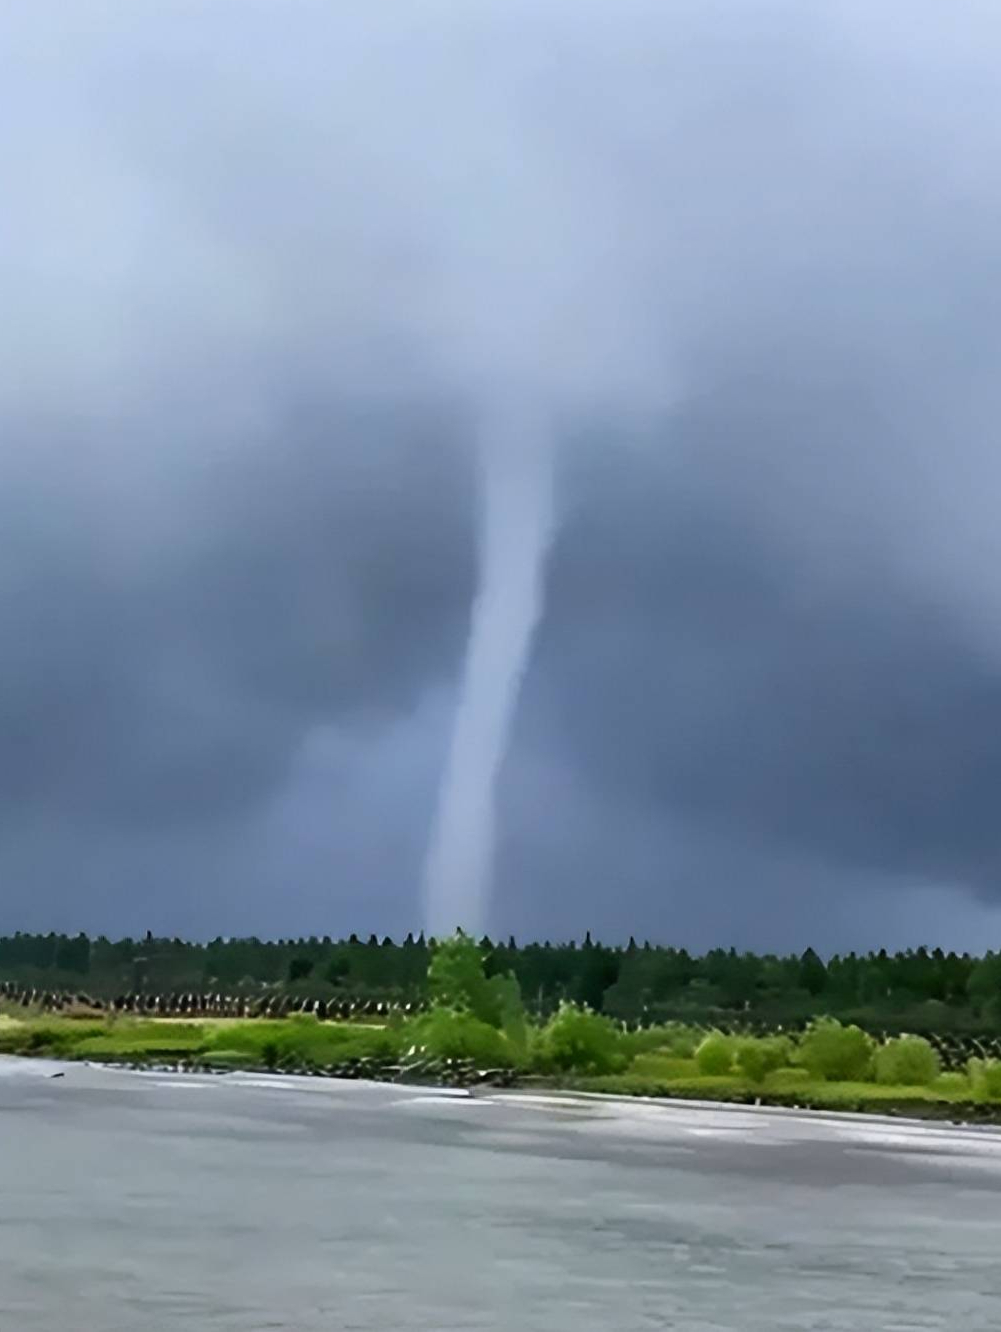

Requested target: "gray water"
[{"left": 1, "top": 1058, "right": 999, "bottom": 1330}]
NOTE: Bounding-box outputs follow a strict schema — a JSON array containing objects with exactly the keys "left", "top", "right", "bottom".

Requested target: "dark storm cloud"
[
  {"left": 0, "top": 402, "right": 472, "bottom": 827},
  {"left": 3, "top": 0, "right": 1001, "bottom": 945},
  {"left": 526, "top": 404, "right": 1001, "bottom": 887}
]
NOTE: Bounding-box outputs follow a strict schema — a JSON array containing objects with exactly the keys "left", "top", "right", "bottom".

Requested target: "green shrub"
[
  {"left": 491, "top": 973, "right": 528, "bottom": 1052},
  {"left": 537, "top": 1003, "right": 627, "bottom": 1075},
  {"left": 406, "top": 1008, "right": 515, "bottom": 1067},
  {"left": 735, "top": 1036, "right": 792, "bottom": 1084},
  {"left": 620, "top": 1027, "right": 667, "bottom": 1058},
  {"left": 427, "top": 932, "right": 527, "bottom": 1037},
  {"left": 798, "top": 1018, "right": 874, "bottom": 1082},
  {"left": 767, "top": 1066, "right": 811, "bottom": 1090},
  {"left": 695, "top": 1031, "right": 734, "bottom": 1076},
  {"left": 427, "top": 932, "right": 498, "bottom": 1024},
  {"left": 934, "top": 1071, "right": 971, "bottom": 1096},
  {"left": 873, "top": 1036, "right": 940, "bottom": 1087},
  {"left": 664, "top": 1025, "right": 701, "bottom": 1059},
  {"left": 631, "top": 1053, "right": 699, "bottom": 1080},
  {"left": 968, "top": 1057, "right": 1001, "bottom": 1103},
  {"left": 621, "top": 1023, "right": 701, "bottom": 1060}
]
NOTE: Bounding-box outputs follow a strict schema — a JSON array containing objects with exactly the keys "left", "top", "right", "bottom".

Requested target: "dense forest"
[{"left": 3, "top": 931, "right": 1001, "bottom": 1035}]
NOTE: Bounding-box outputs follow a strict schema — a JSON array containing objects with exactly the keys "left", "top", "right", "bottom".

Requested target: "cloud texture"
[{"left": 3, "top": 1, "right": 1001, "bottom": 949}]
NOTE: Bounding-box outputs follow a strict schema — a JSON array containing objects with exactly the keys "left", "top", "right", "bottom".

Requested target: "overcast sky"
[{"left": 4, "top": 1, "right": 1001, "bottom": 951}]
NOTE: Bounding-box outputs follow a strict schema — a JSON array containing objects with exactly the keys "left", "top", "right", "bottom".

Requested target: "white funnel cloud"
[{"left": 423, "top": 408, "right": 556, "bottom": 937}]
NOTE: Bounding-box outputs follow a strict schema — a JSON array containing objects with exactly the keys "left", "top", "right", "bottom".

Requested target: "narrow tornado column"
[{"left": 423, "top": 405, "right": 555, "bottom": 937}]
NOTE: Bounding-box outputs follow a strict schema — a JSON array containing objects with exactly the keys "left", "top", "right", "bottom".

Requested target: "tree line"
[{"left": 3, "top": 930, "right": 1001, "bottom": 1033}]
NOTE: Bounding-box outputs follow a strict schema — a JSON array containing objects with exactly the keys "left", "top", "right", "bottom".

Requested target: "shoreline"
[{"left": 7, "top": 1050, "right": 1001, "bottom": 1133}]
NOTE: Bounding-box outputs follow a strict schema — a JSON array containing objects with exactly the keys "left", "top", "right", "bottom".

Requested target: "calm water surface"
[{"left": 0, "top": 1059, "right": 999, "bottom": 1330}]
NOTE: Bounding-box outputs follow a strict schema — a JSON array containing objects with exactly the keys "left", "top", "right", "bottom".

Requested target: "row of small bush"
[
  {"left": 692, "top": 1020, "right": 943, "bottom": 1086},
  {"left": 412, "top": 1001, "right": 1001, "bottom": 1098},
  {"left": 687, "top": 1018, "right": 1001, "bottom": 1099}
]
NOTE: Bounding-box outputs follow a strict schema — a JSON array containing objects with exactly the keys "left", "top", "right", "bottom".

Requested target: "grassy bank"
[
  {"left": 6, "top": 932, "right": 1001, "bottom": 1126},
  {"left": 568, "top": 1052, "right": 1001, "bottom": 1122},
  {"left": 1, "top": 1010, "right": 1000, "bottom": 1123},
  {"left": 0, "top": 1011, "right": 409, "bottom": 1074}
]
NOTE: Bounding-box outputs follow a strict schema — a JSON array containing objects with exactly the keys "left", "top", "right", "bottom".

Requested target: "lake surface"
[{"left": 1, "top": 1058, "right": 999, "bottom": 1329}]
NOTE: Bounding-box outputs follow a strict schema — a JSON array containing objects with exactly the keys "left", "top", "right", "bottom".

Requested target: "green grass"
[
  {"left": 577, "top": 1072, "right": 747, "bottom": 1100},
  {"left": 199, "top": 1049, "right": 261, "bottom": 1069},
  {"left": 199, "top": 1015, "right": 403, "bottom": 1067},
  {"left": 2, "top": 1012, "right": 999, "bottom": 1121},
  {"left": 0, "top": 1018, "right": 108, "bottom": 1057},
  {"left": 574, "top": 1067, "right": 983, "bottom": 1116},
  {"left": 73, "top": 1028, "right": 208, "bottom": 1059},
  {"left": 0, "top": 1014, "right": 402, "bottom": 1069}
]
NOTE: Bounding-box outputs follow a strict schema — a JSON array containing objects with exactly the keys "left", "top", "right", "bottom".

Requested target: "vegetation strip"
[
  {"left": 3, "top": 934, "right": 1001, "bottom": 1124},
  {"left": 4, "top": 931, "right": 1001, "bottom": 1045}
]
